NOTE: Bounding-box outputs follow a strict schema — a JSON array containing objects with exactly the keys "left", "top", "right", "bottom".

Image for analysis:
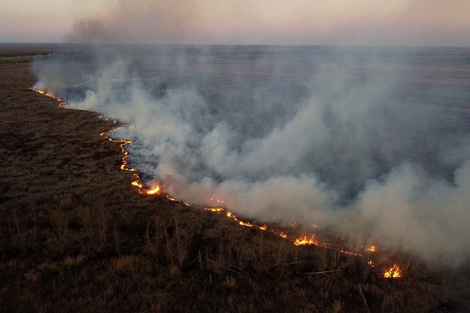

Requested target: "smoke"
[
  {"left": 67, "top": 1, "right": 200, "bottom": 44},
  {"left": 65, "top": 0, "right": 470, "bottom": 46},
  {"left": 357, "top": 161, "right": 470, "bottom": 260},
  {"left": 32, "top": 45, "right": 470, "bottom": 264}
]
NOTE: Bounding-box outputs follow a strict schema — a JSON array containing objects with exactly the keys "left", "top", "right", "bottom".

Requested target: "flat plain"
[{"left": 1, "top": 45, "right": 469, "bottom": 313}]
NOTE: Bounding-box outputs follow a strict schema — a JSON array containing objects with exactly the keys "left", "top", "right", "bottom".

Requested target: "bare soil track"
[{"left": 0, "top": 46, "right": 469, "bottom": 313}]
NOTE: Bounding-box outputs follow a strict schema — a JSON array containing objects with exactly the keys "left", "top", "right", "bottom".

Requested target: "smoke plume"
[
  {"left": 32, "top": 44, "right": 470, "bottom": 264},
  {"left": 33, "top": 0, "right": 470, "bottom": 263},
  {"left": 65, "top": 0, "right": 470, "bottom": 46}
]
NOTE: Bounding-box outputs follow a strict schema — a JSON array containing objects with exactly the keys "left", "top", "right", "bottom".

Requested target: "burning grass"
[{"left": 1, "top": 50, "right": 469, "bottom": 312}]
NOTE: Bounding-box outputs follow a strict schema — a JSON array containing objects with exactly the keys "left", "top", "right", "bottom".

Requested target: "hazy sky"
[{"left": 1, "top": 0, "right": 470, "bottom": 46}]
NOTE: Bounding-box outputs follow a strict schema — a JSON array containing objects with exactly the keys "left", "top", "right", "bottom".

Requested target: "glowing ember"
[
  {"left": 209, "top": 197, "right": 224, "bottom": 204},
  {"left": 384, "top": 264, "right": 402, "bottom": 278},
  {"left": 367, "top": 245, "right": 377, "bottom": 252}
]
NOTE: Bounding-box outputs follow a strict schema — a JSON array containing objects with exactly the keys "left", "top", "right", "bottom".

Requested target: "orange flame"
[
  {"left": 33, "top": 89, "right": 65, "bottom": 108},
  {"left": 33, "top": 88, "right": 162, "bottom": 198},
  {"left": 367, "top": 245, "right": 376, "bottom": 252},
  {"left": 204, "top": 207, "right": 288, "bottom": 239},
  {"left": 204, "top": 207, "right": 224, "bottom": 213},
  {"left": 294, "top": 235, "right": 320, "bottom": 246},
  {"left": 384, "top": 264, "right": 402, "bottom": 278},
  {"left": 143, "top": 185, "right": 161, "bottom": 195},
  {"left": 131, "top": 175, "right": 162, "bottom": 196},
  {"left": 101, "top": 129, "right": 136, "bottom": 173},
  {"left": 131, "top": 176, "right": 143, "bottom": 189}
]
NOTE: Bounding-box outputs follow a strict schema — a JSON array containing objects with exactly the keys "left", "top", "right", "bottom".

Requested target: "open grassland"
[
  {"left": 0, "top": 47, "right": 469, "bottom": 312},
  {"left": 0, "top": 56, "right": 33, "bottom": 64}
]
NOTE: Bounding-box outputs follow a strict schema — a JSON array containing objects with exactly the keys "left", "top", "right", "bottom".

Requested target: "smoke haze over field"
[
  {"left": 2, "top": 0, "right": 470, "bottom": 46},
  {"left": 64, "top": 0, "right": 470, "bottom": 46},
  {"left": 33, "top": 45, "right": 470, "bottom": 263},
  {"left": 24, "top": 0, "right": 470, "bottom": 268}
]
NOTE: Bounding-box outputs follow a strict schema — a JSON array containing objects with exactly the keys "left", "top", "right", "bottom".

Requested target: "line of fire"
[{"left": 32, "top": 87, "right": 402, "bottom": 279}]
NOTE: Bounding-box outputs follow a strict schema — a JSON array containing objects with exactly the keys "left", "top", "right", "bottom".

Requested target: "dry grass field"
[{"left": 0, "top": 45, "right": 469, "bottom": 312}]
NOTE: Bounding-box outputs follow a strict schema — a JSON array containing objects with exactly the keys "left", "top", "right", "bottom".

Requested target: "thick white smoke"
[{"left": 32, "top": 45, "right": 470, "bottom": 264}]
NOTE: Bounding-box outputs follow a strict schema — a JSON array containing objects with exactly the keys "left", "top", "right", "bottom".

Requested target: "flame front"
[
  {"left": 104, "top": 120, "right": 402, "bottom": 277},
  {"left": 33, "top": 89, "right": 65, "bottom": 108},
  {"left": 33, "top": 87, "right": 399, "bottom": 279},
  {"left": 205, "top": 207, "right": 288, "bottom": 239},
  {"left": 294, "top": 235, "right": 320, "bottom": 246},
  {"left": 144, "top": 185, "right": 160, "bottom": 195},
  {"left": 131, "top": 177, "right": 143, "bottom": 189},
  {"left": 384, "top": 264, "right": 402, "bottom": 278},
  {"left": 131, "top": 174, "right": 162, "bottom": 195}
]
